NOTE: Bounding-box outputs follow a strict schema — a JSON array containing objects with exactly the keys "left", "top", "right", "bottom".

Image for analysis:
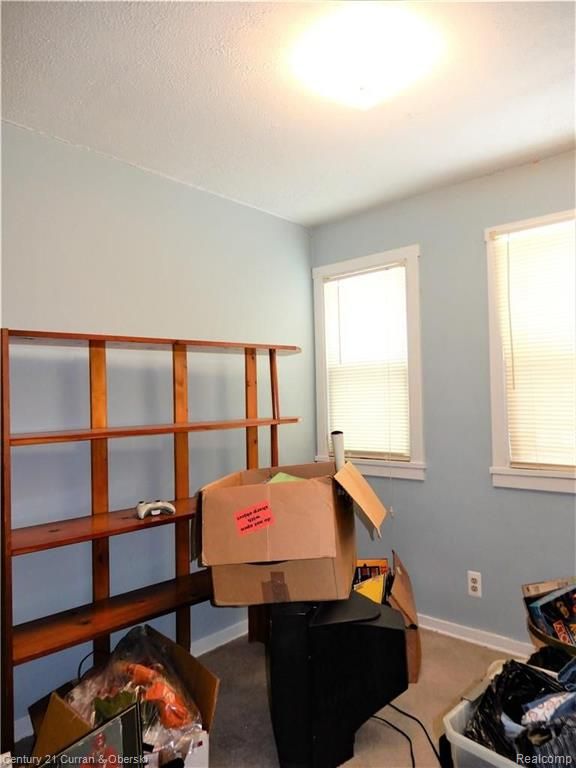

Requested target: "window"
[
  {"left": 486, "top": 211, "right": 576, "bottom": 493},
  {"left": 313, "top": 245, "right": 425, "bottom": 479}
]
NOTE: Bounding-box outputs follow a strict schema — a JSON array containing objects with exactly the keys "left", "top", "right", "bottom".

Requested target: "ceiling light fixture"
[{"left": 290, "top": 2, "right": 444, "bottom": 110}]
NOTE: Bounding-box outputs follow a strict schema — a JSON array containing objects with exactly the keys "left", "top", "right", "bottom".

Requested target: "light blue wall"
[
  {"left": 310, "top": 151, "right": 576, "bottom": 642},
  {"left": 3, "top": 121, "right": 575, "bottom": 724},
  {"left": 1, "top": 122, "right": 315, "bottom": 720}
]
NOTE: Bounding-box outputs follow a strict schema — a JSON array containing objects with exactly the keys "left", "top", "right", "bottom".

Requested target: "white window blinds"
[
  {"left": 323, "top": 264, "right": 410, "bottom": 460},
  {"left": 492, "top": 217, "right": 576, "bottom": 469}
]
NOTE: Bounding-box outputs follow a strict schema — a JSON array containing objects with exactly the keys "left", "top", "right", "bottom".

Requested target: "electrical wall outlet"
[{"left": 467, "top": 570, "right": 482, "bottom": 598}]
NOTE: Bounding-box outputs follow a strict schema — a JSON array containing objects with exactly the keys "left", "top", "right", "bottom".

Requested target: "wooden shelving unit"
[
  {"left": 10, "top": 498, "right": 199, "bottom": 556},
  {"left": 13, "top": 571, "right": 213, "bottom": 665},
  {"left": 1, "top": 328, "right": 300, "bottom": 750},
  {"left": 9, "top": 418, "right": 298, "bottom": 447}
]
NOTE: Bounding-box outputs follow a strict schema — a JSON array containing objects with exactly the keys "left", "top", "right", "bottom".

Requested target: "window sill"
[
  {"left": 315, "top": 455, "right": 426, "bottom": 481},
  {"left": 490, "top": 466, "right": 576, "bottom": 494}
]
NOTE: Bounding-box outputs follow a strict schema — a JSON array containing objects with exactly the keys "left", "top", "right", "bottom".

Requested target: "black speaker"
[{"left": 268, "top": 591, "right": 408, "bottom": 768}]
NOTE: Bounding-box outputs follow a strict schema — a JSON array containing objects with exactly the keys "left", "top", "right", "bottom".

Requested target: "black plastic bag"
[
  {"left": 464, "top": 660, "right": 564, "bottom": 760},
  {"left": 528, "top": 645, "right": 574, "bottom": 673}
]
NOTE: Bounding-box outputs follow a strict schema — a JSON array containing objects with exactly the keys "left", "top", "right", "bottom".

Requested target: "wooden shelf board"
[
  {"left": 6, "top": 329, "right": 301, "bottom": 353},
  {"left": 10, "top": 416, "right": 300, "bottom": 446},
  {"left": 13, "top": 570, "right": 213, "bottom": 665},
  {"left": 11, "top": 498, "right": 198, "bottom": 556}
]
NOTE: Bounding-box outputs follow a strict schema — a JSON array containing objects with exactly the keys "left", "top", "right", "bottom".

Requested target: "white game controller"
[{"left": 136, "top": 500, "right": 177, "bottom": 519}]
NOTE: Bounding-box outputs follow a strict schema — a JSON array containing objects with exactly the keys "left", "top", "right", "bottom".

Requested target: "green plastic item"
[
  {"left": 267, "top": 472, "right": 305, "bottom": 484},
  {"left": 94, "top": 690, "right": 136, "bottom": 725}
]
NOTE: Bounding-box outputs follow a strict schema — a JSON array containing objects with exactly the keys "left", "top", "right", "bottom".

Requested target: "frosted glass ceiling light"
[{"left": 290, "top": 3, "right": 444, "bottom": 110}]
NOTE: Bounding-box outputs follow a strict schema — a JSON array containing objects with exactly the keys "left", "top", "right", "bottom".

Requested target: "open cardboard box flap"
[
  {"left": 388, "top": 551, "right": 421, "bottom": 683},
  {"left": 389, "top": 550, "right": 418, "bottom": 627},
  {"left": 32, "top": 693, "right": 92, "bottom": 759},
  {"left": 148, "top": 626, "right": 220, "bottom": 731},
  {"left": 333, "top": 462, "right": 387, "bottom": 533},
  {"left": 201, "top": 461, "right": 387, "bottom": 567}
]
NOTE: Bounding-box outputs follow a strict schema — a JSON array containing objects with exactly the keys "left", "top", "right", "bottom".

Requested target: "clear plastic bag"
[{"left": 66, "top": 625, "right": 202, "bottom": 764}]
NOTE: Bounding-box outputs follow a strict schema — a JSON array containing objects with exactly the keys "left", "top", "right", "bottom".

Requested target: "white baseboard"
[
  {"left": 14, "top": 715, "right": 32, "bottom": 744},
  {"left": 191, "top": 618, "right": 248, "bottom": 657},
  {"left": 418, "top": 613, "right": 534, "bottom": 658},
  {"left": 14, "top": 619, "right": 249, "bottom": 744}
]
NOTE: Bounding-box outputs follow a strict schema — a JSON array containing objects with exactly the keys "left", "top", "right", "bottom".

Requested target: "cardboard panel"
[
  {"left": 389, "top": 551, "right": 418, "bottom": 627},
  {"left": 405, "top": 628, "right": 422, "bottom": 684},
  {"left": 211, "top": 556, "right": 355, "bottom": 606},
  {"left": 29, "top": 681, "right": 76, "bottom": 736},
  {"left": 334, "top": 462, "right": 387, "bottom": 532},
  {"left": 331, "top": 489, "right": 357, "bottom": 596},
  {"left": 199, "top": 470, "right": 245, "bottom": 493},
  {"left": 267, "top": 462, "right": 336, "bottom": 479},
  {"left": 146, "top": 626, "right": 220, "bottom": 731},
  {"left": 202, "top": 477, "right": 337, "bottom": 565},
  {"left": 205, "top": 462, "right": 335, "bottom": 490},
  {"left": 387, "top": 552, "right": 421, "bottom": 683},
  {"left": 32, "top": 694, "right": 92, "bottom": 759}
]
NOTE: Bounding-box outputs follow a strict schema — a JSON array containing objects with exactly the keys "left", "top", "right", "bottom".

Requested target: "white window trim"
[
  {"left": 486, "top": 209, "right": 576, "bottom": 494},
  {"left": 313, "top": 244, "right": 426, "bottom": 480}
]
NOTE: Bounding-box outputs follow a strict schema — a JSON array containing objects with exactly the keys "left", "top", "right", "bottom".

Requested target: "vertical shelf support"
[
  {"left": 173, "top": 343, "right": 191, "bottom": 650},
  {"left": 1, "top": 329, "right": 14, "bottom": 750},
  {"left": 245, "top": 348, "right": 258, "bottom": 469},
  {"left": 246, "top": 347, "right": 264, "bottom": 641},
  {"left": 89, "top": 340, "right": 111, "bottom": 659},
  {"left": 269, "top": 349, "right": 280, "bottom": 467}
]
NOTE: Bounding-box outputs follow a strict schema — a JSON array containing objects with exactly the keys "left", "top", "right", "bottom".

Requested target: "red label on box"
[
  {"left": 553, "top": 620, "right": 572, "bottom": 645},
  {"left": 234, "top": 501, "right": 274, "bottom": 536}
]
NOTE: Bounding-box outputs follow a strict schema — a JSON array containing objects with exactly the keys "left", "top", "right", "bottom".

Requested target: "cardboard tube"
[{"left": 331, "top": 431, "right": 345, "bottom": 471}]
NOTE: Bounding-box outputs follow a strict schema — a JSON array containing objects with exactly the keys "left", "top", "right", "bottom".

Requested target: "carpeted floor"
[
  {"left": 202, "top": 628, "right": 511, "bottom": 768},
  {"left": 15, "top": 629, "right": 511, "bottom": 768}
]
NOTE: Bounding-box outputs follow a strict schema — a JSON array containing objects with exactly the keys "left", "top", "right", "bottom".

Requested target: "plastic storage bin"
[
  {"left": 444, "top": 661, "right": 518, "bottom": 768},
  {"left": 443, "top": 658, "right": 564, "bottom": 768},
  {"left": 443, "top": 697, "right": 518, "bottom": 768}
]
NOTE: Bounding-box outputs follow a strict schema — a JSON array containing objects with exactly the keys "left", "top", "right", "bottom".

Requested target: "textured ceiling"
[{"left": 2, "top": 1, "right": 575, "bottom": 225}]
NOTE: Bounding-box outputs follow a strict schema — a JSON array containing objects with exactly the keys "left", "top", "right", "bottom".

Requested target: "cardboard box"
[
  {"left": 28, "top": 680, "right": 77, "bottom": 737},
  {"left": 34, "top": 703, "right": 142, "bottom": 765},
  {"left": 32, "top": 694, "right": 93, "bottom": 760},
  {"left": 388, "top": 551, "right": 422, "bottom": 684},
  {"left": 352, "top": 551, "right": 421, "bottom": 684},
  {"left": 31, "top": 627, "right": 220, "bottom": 768},
  {"left": 522, "top": 577, "right": 576, "bottom": 658},
  {"left": 200, "top": 461, "right": 387, "bottom": 606}
]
